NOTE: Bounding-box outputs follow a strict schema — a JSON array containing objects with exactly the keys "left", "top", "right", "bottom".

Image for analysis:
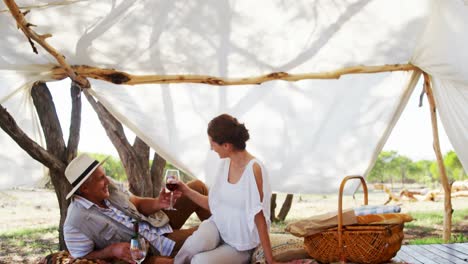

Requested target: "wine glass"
[
  {"left": 164, "top": 169, "right": 180, "bottom": 210},
  {"left": 130, "top": 237, "right": 147, "bottom": 264}
]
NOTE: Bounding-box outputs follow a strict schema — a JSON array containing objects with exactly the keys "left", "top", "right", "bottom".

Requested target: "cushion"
[
  {"left": 285, "top": 209, "right": 357, "bottom": 237},
  {"left": 250, "top": 233, "right": 313, "bottom": 264},
  {"left": 42, "top": 251, "right": 132, "bottom": 264},
  {"left": 43, "top": 251, "right": 100, "bottom": 264},
  {"left": 356, "top": 213, "right": 413, "bottom": 224}
]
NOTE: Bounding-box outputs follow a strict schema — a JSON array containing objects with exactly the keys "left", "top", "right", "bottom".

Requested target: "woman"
[{"left": 173, "top": 114, "right": 279, "bottom": 264}]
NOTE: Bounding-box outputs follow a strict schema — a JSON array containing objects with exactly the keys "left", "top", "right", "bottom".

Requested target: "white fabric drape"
[
  {"left": 89, "top": 72, "right": 418, "bottom": 193},
  {"left": 411, "top": 0, "right": 468, "bottom": 175},
  {"left": 1, "top": 0, "right": 466, "bottom": 193}
]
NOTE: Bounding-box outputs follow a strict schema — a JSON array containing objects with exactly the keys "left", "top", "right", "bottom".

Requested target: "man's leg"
[
  {"left": 144, "top": 227, "right": 198, "bottom": 263},
  {"left": 164, "top": 180, "right": 211, "bottom": 229}
]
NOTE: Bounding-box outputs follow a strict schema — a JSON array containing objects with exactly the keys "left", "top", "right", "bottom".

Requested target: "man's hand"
[
  {"left": 109, "top": 242, "right": 134, "bottom": 263},
  {"left": 158, "top": 188, "right": 182, "bottom": 209}
]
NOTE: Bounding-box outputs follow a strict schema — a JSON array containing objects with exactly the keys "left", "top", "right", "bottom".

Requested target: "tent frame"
[{"left": 3, "top": 0, "right": 454, "bottom": 242}]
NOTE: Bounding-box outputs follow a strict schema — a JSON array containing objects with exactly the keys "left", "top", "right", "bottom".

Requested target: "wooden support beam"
[
  {"left": 423, "top": 72, "right": 453, "bottom": 242},
  {"left": 51, "top": 64, "right": 419, "bottom": 87},
  {"left": 3, "top": 0, "right": 89, "bottom": 88}
]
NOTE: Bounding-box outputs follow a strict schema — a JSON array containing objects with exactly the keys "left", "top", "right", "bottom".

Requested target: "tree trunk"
[
  {"left": 277, "top": 194, "right": 294, "bottom": 221},
  {"left": 83, "top": 90, "right": 165, "bottom": 198},
  {"left": 270, "top": 193, "right": 278, "bottom": 222},
  {"left": 150, "top": 152, "right": 166, "bottom": 197},
  {"left": 270, "top": 193, "right": 294, "bottom": 222},
  {"left": 31, "top": 82, "right": 80, "bottom": 250},
  {"left": 401, "top": 166, "right": 406, "bottom": 188}
]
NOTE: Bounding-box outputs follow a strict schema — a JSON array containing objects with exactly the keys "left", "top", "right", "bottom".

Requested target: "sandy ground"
[
  {"left": 1, "top": 188, "right": 467, "bottom": 263},
  {"left": 2, "top": 188, "right": 468, "bottom": 232},
  {"left": 0, "top": 189, "right": 60, "bottom": 233}
]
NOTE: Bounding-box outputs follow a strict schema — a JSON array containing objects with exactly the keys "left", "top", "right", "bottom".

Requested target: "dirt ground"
[{"left": 1, "top": 188, "right": 467, "bottom": 263}]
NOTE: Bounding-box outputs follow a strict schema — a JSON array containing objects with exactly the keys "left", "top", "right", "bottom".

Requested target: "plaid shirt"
[{"left": 65, "top": 195, "right": 175, "bottom": 257}]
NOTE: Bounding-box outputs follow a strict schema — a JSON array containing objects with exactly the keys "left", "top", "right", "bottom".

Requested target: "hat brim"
[{"left": 66, "top": 157, "right": 109, "bottom": 199}]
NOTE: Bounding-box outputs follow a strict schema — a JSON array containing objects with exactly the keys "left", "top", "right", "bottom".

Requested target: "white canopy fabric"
[{"left": 0, "top": 0, "right": 467, "bottom": 193}]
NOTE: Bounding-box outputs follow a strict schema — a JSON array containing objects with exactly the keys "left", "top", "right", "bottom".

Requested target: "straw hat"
[{"left": 65, "top": 154, "right": 108, "bottom": 199}]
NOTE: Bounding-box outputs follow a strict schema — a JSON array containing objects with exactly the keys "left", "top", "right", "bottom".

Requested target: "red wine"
[{"left": 166, "top": 183, "right": 178, "bottom": 191}]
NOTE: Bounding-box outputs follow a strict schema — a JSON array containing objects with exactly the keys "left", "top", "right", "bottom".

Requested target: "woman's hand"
[{"left": 174, "top": 179, "right": 191, "bottom": 195}]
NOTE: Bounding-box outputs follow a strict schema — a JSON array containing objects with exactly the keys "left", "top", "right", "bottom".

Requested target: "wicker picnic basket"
[{"left": 303, "top": 176, "right": 404, "bottom": 264}]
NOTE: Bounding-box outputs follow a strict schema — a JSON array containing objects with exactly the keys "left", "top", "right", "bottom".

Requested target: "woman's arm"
[
  {"left": 177, "top": 180, "right": 210, "bottom": 210},
  {"left": 252, "top": 163, "right": 277, "bottom": 264},
  {"left": 255, "top": 212, "right": 276, "bottom": 264}
]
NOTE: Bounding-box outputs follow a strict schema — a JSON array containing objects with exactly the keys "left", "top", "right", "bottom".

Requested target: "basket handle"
[{"left": 337, "top": 175, "right": 368, "bottom": 263}]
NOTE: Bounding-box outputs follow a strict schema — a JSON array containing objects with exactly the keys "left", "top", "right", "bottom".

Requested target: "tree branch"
[
  {"left": 0, "top": 104, "right": 65, "bottom": 172},
  {"left": 3, "top": 0, "right": 89, "bottom": 88},
  {"left": 133, "top": 137, "right": 149, "bottom": 162},
  {"left": 51, "top": 64, "right": 419, "bottom": 87},
  {"left": 83, "top": 89, "right": 131, "bottom": 153},
  {"left": 31, "top": 82, "right": 67, "bottom": 160},
  {"left": 66, "top": 83, "right": 82, "bottom": 162},
  {"left": 150, "top": 152, "right": 165, "bottom": 197},
  {"left": 83, "top": 89, "right": 153, "bottom": 196}
]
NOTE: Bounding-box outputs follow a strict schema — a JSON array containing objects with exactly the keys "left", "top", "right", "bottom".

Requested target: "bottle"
[
  {"left": 132, "top": 219, "right": 140, "bottom": 239},
  {"left": 130, "top": 220, "right": 147, "bottom": 263}
]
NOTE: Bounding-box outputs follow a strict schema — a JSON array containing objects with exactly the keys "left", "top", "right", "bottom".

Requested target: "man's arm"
[
  {"left": 65, "top": 225, "right": 133, "bottom": 263},
  {"left": 82, "top": 242, "right": 133, "bottom": 263}
]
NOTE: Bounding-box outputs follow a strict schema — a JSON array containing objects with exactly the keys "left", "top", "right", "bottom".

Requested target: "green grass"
[
  {"left": 410, "top": 233, "right": 468, "bottom": 245},
  {"left": 406, "top": 208, "right": 468, "bottom": 245},
  {"left": 0, "top": 225, "right": 58, "bottom": 238},
  {"left": 271, "top": 220, "right": 288, "bottom": 233},
  {"left": 0, "top": 226, "right": 59, "bottom": 254}
]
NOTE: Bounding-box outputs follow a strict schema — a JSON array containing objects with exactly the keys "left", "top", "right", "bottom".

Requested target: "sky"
[
  {"left": 47, "top": 79, "right": 454, "bottom": 162},
  {"left": 382, "top": 81, "right": 454, "bottom": 160}
]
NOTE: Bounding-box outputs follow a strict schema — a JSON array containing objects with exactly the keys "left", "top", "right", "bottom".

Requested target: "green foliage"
[
  {"left": 368, "top": 151, "right": 407, "bottom": 183},
  {"left": 368, "top": 150, "right": 466, "bottom": 186},
  {"left": 87, "top": 153, "right": 127, "bottom": 181},
  {"left": 444, "top": 150, "right": 467, "bottom": 181},
  {"left": 412, "top": 160, "right": 434, "bottom": 185},
  {"left": 164, "top": 163, "right": 194, "bottom": 182},
  {"left": 81, "top": 152, "right": 193, "bottom": 182}
]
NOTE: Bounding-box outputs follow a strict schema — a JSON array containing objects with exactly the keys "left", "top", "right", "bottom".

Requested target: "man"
[{"left": 64, "top": 153, "right": 211, "bottom": 263}]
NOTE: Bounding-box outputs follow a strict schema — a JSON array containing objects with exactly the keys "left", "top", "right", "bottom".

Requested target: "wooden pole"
[
  {"left": 50, "top": 64, "right": 419, "bottom": 87},
  {"left": 3, "top": 0, "right": 90, "bottom": 88},
  {"left": 423, "top": 72, "right": 452, "bottom": 242}
]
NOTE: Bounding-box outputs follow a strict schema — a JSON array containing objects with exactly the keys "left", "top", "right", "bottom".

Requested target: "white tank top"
[{"left": 208, "top": 158, "right": 271, "bottom": 251}]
